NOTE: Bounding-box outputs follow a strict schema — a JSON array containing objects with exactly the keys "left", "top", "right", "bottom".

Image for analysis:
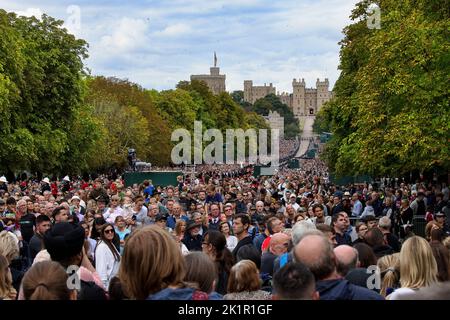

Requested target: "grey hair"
[
  {"left": 291, "top": 221, "right": 318, "bottom": 246},
  {"left": 378, "top": 216, "right": 391, "bottom": 229}
]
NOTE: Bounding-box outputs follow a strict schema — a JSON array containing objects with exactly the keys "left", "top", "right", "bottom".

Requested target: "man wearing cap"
[
  {"left": 41, "top": 177, "right": 51, "bottom": 194},
  {"left": 40, "top": 222, "right": 106, "bottom": 298},
  {"left": 182, "top": 219, "right": 203, "bottom": 251},
  {"left": 88, "top": 179, "right": 108, "bottom": 202},
  {"left": 223, "top": 203, "right": 234, "bottom": 226},
  {"left": 70, "top": 196, "right": 85, "bottom": 222},
  {"left": 289, "top": 194, "right": 300, "bottom": 212},
  {"left": 61, "top": 176, "right": 71, "bottom": 193},
  {"left": 343, "top": 191, "right": 351, "bottom": 201},
  {"left": 0, "top": 175, "right": 8, "bottom": 192},
  {"left": 255, "top": 200, "right": 268, "bottom": 216},
  {"left": 155, "top": 213, "right": 172, "bottom": 232}
]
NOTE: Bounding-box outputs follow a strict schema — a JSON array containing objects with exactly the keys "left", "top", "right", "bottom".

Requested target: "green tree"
[
  {"left": 253, "top": 94, "right": 300, "bottom": 138},
  {"left": 320, "top": 0, "right": 450, "bottom": 177},
  {"left": 0, "top": 10, "right": 99, "bottom": 174},
  {"left": 85, "top": 77, "right": 173, "bottom": 167}
]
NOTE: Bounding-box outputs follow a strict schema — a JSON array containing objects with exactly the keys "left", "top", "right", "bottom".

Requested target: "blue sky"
[{"left": 0, "top": 0, "right": 359, "bottom": 93}]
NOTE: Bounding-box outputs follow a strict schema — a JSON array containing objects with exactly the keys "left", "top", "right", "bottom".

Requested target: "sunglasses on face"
[{"left": 104, "top": 229, "right": 114, "bottom": 234}]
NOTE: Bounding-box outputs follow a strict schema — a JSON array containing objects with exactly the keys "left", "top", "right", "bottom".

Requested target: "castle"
[
  {"left": 190, "top": 52, "right": 226, "bottom": 95},
  {"left": 189, "top": 54, "right": 332, "bottom": 118},
  {"left": 243, "top": 81, "right": 275, "bottom": 104},
  {"left": 244, "top": 78, "right": 333, "bottom": 118}
]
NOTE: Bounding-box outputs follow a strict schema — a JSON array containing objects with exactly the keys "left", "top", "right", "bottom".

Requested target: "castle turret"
[
  {"left": 292, "top": 77, "right": 306, "bottom": 117},
  {"left": 316, "top": 78, "right": 330, "bottom": 113},
  {"left": 244, "top": 80, "right": 253, "bottom": 103}
]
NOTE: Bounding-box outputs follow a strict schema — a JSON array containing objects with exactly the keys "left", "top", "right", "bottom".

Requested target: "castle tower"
[
  {"left": 244, "top": 80, "right": 253, "bottom": 103},
  {"left": 243, "top": 80, "right": 276, "bottom": 104},
  {"left": 190, "top": 53, "right": 226, "bottom": 95},
  {"left": 315, "top": 78, "right": 330, "bottom": 114},
  {"left": 292, "top": 78, "right": 306, "bottom": 118}
]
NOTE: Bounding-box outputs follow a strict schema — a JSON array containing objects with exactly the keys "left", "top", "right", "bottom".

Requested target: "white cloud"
[
  {"left": 152, "top": 23, "right": 192, "bottom": 37},
  {"left": 16, "top": 7, "right": 43, "bottom": 18},
  {"left": 100, "top": 17, "right": 150, "bottom": 53},
  {"left": 1, "top": 0, "right": 361, "bottom": 94}
]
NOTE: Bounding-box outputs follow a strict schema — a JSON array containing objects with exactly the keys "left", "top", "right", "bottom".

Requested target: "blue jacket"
[
  {"left": 316, "top": 279, "right": 384, "bottom": 300},
  {"left": 147, "top": 287, "right": 222, "bottom": 300},
  {"left": 253, "top": 233, "right": 267, "bottom": 254}
]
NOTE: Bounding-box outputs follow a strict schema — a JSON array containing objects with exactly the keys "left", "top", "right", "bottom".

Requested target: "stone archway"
[{"left": 309, "top": 108, "right": 314, "bottom": 115}]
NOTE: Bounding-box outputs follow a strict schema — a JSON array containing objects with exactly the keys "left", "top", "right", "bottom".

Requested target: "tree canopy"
[
  {"left": 0, "top": 9, "right": 270, "bottom": 174},
  {"left": 317, "top": 0, "right": 449, "bottom": 177},
  {"left": 252, "top": 93, "right": 300, "bottom": 138},
  {"left": 0, "top": 10, "right": 99, "bottom": 174}
]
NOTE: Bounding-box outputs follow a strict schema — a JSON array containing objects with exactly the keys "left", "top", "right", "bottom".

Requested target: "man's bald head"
[
  {"left": 293, "top": 234, "right": 336, "bottom": 280},
  {"left": 334, "top": 245, "right": 359, "bottom": 277},
  {"left": 270, "top": 233, "right": 290, "bottom": 255},
  {"left": 271, "top": 232, "right": 290, "bottom": 246}
]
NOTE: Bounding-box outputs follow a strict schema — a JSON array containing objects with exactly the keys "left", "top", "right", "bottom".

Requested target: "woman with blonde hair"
[
  {"left": 0, "top": 231, "right": 21, "bottom": 292},
  {"left": 0, "top": 231, "right": 19, "bottom": 263},
  {"left": 0, "top": 254, "right": 17, "bottom": 300},
  {"left": 389, "top": 236, "right": 438, "bottom": 300},
  {"left": 173, "top": 219, "right": 187, "bottom": 242},
  {"left": 377, "top": 253, "right": 400, "bottom": 297},
  {"left": 224, "top": 260, "right": 271, "bottom": 300},
  {"left": 119, "top": 225, "right": 217, "bottom": 300},
  {"left": 22, "top": 261, "right": 77, "bottom": 300}
]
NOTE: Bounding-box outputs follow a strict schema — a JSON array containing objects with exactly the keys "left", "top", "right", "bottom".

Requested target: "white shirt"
[
  {"left": 103, "top": 207, "right": 124, "bottom": 224},
  {"left": 291, "top": 202, "right": 300, "bottom": 212},
  {"left": 387, "top": 287, "right": 416, "bottom": 300},
  {"left": 95, "top": 241, "right": 120, "bottom": 289},
  {"left": 181, "top": 243, "right": 190, "bottom": 255}
]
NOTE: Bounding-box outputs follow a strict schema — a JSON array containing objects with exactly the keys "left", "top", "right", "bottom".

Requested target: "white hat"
[
  {"left": 63, "top": 176, "right": 70, "bottom": 182},
  {"left": 0, "top": 176, "right": 7, "bottom": 183},
  {"left": 344, "top": 191, "right": 351, "bottom": 196},
  {"left": 70, "top": 195, "right": 81, "bottom": 202},
  {"left": 42, "top": 177, "right": 50, "bottom": 184}
]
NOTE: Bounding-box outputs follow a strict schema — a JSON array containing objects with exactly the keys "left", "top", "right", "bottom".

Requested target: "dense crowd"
[
  {"left": 279, "top": 138, "right": 300, "bottom": 162},
  {"left": 0, "top": 159, "right": 449, "bottom": 300}
]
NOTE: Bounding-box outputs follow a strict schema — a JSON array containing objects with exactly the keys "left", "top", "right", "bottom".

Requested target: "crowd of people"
[
  {"left": 0, "top": 159, "right": 449, "bottom": 300},
  {"left": 279, "top": 138, "right": 300, "bottom": 162}
]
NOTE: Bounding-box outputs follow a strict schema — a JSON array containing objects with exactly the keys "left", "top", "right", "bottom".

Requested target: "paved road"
[{"left": 295, "top": 116, "right": 315, "bottom": 158}]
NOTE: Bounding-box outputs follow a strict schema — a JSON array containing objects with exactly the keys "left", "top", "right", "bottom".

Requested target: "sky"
[{"left": 0, "top": 0, "right": 359, "bottom": 93}]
